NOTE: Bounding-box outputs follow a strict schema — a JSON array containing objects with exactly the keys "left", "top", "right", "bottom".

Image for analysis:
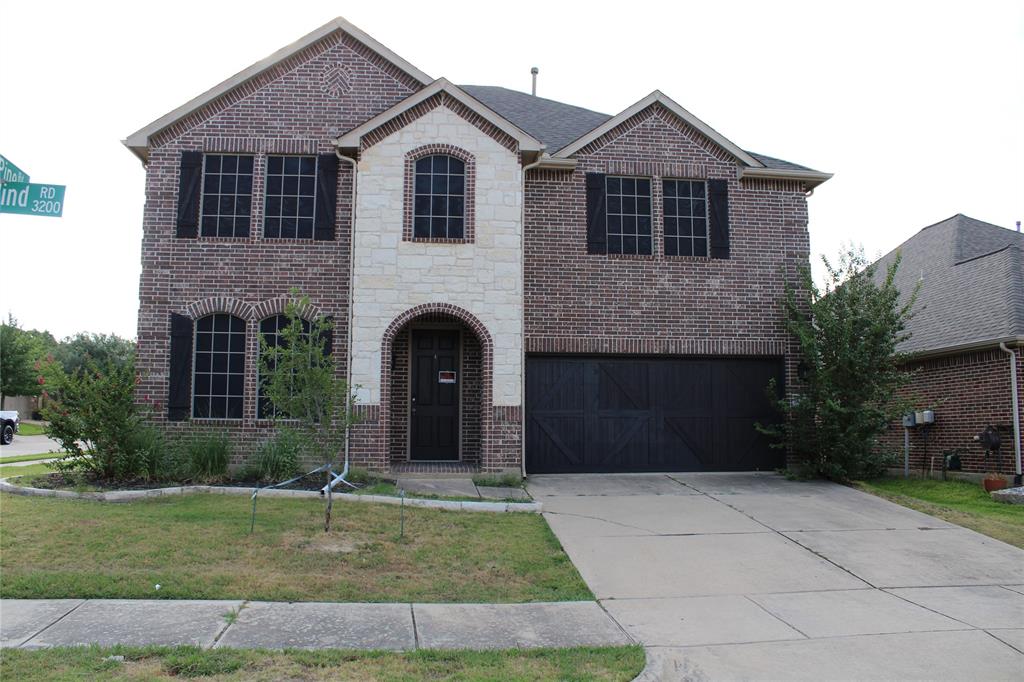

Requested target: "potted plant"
[{"left": 983, "top": 472, "right": 1008, "bottom": 493}]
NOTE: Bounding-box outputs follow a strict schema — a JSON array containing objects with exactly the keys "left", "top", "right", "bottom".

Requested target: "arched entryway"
[{"left": 380, "top": 304, "right": 493, "bottom": 470}]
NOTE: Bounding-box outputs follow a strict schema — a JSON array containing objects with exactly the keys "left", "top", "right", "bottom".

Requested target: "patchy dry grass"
[
  {"left": 0, "top": 492, "right": 590, "bottom": 603},
  {"left": 0, "top": 645, "right": 646, "bottom": 681},
  {"left": 857, "top": 477, "right": 1024, "bottom": 549}
]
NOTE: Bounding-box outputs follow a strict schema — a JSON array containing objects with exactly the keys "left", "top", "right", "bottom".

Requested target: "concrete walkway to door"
[{"left": 527, "top": 472, "right": 1024, "bottom": 681}]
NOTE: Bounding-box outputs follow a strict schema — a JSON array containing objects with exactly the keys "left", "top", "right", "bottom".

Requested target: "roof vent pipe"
[
  {"left": 531, "top": 67, "right": 539, "bottom": 96},
  {"left": 1016, "top": 220, "right": 1020, "bottom": 232}
]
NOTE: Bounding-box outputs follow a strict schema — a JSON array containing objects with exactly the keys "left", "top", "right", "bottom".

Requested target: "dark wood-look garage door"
[{"left": 525, "top": 356, "right": 784, "bottom": 473}]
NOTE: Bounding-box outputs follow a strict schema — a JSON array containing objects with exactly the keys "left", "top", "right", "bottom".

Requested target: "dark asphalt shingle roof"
[
  {"left": 460, "top": 85, "right": 815, "bottom": 171},
  {"left": 873, "top": 214, "right": 1024, "bottom": 354}
]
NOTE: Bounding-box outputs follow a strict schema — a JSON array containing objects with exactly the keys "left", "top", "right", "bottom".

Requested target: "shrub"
[
  {"left": 248, "top": 429, "right": 303, "bottom": 482},
  {"left": 760, "top": 246, "right": 916, "bottom": 481},
  {"left": 43, "top": 358, "right": 150, "bottom": 481},
  {"left": 473, "top": 472, "right": 523, "bottom": 488},
  {"left": 128, "top": 424, "right": 179, "bottom": 482},
  {"left": 185, "top": 432, "right": 231, "bottom": 482}
]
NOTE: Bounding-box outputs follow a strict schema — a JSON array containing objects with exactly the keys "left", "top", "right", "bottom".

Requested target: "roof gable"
[
  {"left": 334, "top": 79, "right": 543, "bottom": 154},
  {"left": 553, "top": 90, "right": 761, "bottom": 167},
  {"left": 123, "top": 17, "right": 431, "bottom": 162}
]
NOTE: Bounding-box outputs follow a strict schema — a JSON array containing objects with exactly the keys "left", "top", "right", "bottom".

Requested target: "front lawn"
[
  {"left": 15, "top": 422, "right": 47, "bottom": 437},
  {"left": 0, "top": 645, "right": 646, "bottom": 681},
  {"left": 857, "top": 477, "right": 1024, "bottom": 549},
  {"left": 0, "top": 453, "right": 56, "bottom": 465},
  {"left": 0, "top": 492, "right": 590, "bottom": 603},
  {"left": 0, "top": 462, "right": 55, "bottom": 479}
]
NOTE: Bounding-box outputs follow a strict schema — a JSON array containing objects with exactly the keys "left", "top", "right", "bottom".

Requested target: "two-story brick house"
[{"left": 124, "top": 17, "right": 831, "bottom": 475}]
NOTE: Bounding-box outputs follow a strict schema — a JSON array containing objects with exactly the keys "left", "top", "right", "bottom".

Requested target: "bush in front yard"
[
  {"left": 246, "top": 428, "right": 303, "bottom": 482},
  {"left": 760, "top": 246, "right": 917, "bottom": 481},
  {"left": 184, "top": 432, "right": 231, "bottom": 482},
  {"left": 42, "top": 358, "right": 160, "bottom": 481}
]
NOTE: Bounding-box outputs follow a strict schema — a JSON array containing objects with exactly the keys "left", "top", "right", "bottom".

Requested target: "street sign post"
[
  {"left": 0, "top": 154, "right": 30, "bottom": 184},
  {"left": 0, "top": 181, "right": 65, "bottom": 217}
]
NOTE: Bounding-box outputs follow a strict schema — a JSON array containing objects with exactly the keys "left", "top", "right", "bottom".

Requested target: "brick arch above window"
[
  {"left": 403, "top": 144, "right": 476, "bottom": 243},
  {"left": 182, "top": 297, "right": 255, "bottom": 322},
  {"left": 252, "top": 296, "right": 325, "bottom": 322}
]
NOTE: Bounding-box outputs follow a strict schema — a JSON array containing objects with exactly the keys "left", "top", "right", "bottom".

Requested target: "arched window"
[
  {"left": 257, "top": 314, "right": 312, "bottom": 418},
  {"left": 413, "top": 154, "right": 465, "bottom": 239},
  {"left": 193, "top": 314, "right": 246, "bottom": 419}
]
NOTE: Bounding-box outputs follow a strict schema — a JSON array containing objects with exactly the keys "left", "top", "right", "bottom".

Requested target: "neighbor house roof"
[{"left": 874, "top": 214, "right": 1024, "bottom": 356}]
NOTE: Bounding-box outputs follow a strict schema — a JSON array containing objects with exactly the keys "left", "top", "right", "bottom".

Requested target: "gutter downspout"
[
  {"left": 327, "top": 149, "right": 358, "bottom": 490},
  {"left": 999, "top": 342, "right": 1022, "bottom": 485},
  {"left": 519, "top": 151, "right": 547, "bottom": 479}
]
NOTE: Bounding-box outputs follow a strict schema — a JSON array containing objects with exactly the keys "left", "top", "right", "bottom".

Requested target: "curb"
[{"left": 0, "top": 477, "right": 541, "bottom": 513}]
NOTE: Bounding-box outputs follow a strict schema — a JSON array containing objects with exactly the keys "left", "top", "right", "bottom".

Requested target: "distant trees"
[{"left": 0, "top": 315, "right": 136, "bottom": 409}]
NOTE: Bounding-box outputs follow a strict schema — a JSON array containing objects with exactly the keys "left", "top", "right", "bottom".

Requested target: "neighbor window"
[
  {"left": 192, "top": 314, "right": 246, "bottom": 419},
  {"left": 663, "top": 179, "right": 708, "bottom": 257},
  {"left": 413, "top": 155, "right": 465, "bottom": 239},
  {"left": 264, "top": 156, "right": 317, "bottom": 239},
  {"left": 606, "top": 176, "right": 652, "bottom": 255},
  {"left": 200, "top": 154, "right": 254, "bottom": 238},
  {"left": 257, "top": 314, "right": 312, "bottom": 419}
]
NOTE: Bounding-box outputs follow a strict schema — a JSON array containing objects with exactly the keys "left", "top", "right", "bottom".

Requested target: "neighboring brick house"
[
  {"left": 124, "top": 17, "right": 831, "bottom": 475},
  {"left": 874, "top": 215, "right": 1023, "bottom": 478}
]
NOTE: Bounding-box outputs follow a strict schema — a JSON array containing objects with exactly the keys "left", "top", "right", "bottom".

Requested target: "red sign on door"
[{"left": 438, "top": 371, "right": 457, "bottom": 384}]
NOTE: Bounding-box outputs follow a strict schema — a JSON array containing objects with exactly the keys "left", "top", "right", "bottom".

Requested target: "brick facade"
[
  {"left": 879, "top": 348, "right": 1024, "bottom": 474},
  {"left": 132, "top": 23, "right": 819, "bottom": 474},
  {"left": 524, "top": 104, "right": 809, "bottom": 398}
]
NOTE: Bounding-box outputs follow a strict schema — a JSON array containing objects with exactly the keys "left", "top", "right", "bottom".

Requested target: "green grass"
[
  {"left": 0, "top": 452, "right": 56, "bottom": 464},
  {"left": 0, "top": 645, "right": 646, "bottom": 681},
  {"left": 473, "top": 473, "right": 523, "bottom": 488},
  {"left": 0, "top": 462, "right": 57, "bottom": 479},
  {"left": 16, "top": 423, "right": 47, "bottom": 437},
  {"left": 857, "top": 477, "right": 1024, "bottom": 549},
  {"left": 0, "top": 491, "right": 591, "bottom": 603}
]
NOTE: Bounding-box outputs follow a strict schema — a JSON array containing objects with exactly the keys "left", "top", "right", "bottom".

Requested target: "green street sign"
[
  {"left": 0, "top": 154, "right": 30, "bottom": 184},
  {"left": 0, "top": 181, "right": 65, "bottom": 217}
]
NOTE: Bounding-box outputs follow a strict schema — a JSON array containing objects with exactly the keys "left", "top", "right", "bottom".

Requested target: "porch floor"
[{"left": 390, "top": 461, "right": 480, "bottom": 478}]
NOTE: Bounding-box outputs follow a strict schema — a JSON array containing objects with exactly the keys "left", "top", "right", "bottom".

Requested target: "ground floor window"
[{"left": 192, "top": 314, "right": 246, "bottom": 419}]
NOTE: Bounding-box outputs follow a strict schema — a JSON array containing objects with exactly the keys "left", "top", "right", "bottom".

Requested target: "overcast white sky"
[{"left": 1, "top": 0, "right": 1021, "bottom": 340}]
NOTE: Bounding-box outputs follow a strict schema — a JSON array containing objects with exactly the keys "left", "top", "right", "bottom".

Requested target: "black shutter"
[
  {"left": 176, "top": 151, "right": 202, "bottom": 238},
  {"left": 314, "top": 153, "right": 339, "bottom": 241},
  {"left": 709, "top": 179, "right": 730, "bottom": 259},
  {"left": 585, "top": 172, "right": 607, "bottom": 254},
  {"left": 168, "top": 313, "right": 194, "bottom": 421}
]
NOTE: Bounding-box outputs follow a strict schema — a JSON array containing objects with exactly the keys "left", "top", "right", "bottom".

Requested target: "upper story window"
[
  {"left": 192, "top": 313, "right": 246, "bottom": 419},
  {"left": 200, "top": 155, "right": 254, "bottom": 238},
  {"left": 663, "top": 179, "right": 708, "bottom": 257},
  {"left": 264, "top": 156, "right": 317, "bottom": 239},
  {"left": 413, "top": 155, "right": 465, "bottom": 239},
  {"left": 606, "top": 176, "right": 652, "bottom": 255}
]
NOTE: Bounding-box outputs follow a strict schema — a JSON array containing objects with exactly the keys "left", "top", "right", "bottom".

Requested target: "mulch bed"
[{"left": 6, "top": 471, "right": 386, "bottom": 493}]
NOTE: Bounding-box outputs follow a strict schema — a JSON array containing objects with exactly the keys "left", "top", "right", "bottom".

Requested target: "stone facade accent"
[
  {"left": 349, "top": 103, "right": 523, "bottom": 408},
  {"left": 879, "top": 348, "right": 1024, "bottom": 474}
]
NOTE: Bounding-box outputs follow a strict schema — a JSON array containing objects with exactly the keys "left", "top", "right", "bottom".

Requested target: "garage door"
[{"left": 525, "top": 356, "right": 784, "bottom": 473}]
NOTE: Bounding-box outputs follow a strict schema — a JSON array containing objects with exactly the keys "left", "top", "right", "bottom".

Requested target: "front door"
[{"left": 410, "top": 329, "right": 460, "bottom": 460}]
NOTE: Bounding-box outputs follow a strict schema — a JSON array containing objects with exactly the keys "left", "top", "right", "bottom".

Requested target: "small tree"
[
  {"left": 259, "top": 293, "right": 358, "bottom": 476},
  {"left": 55, "top": 332, "right": 136, "bottom": 376},
  {"left": 762, "top": 246, "right": 917, "bottom": 481}
]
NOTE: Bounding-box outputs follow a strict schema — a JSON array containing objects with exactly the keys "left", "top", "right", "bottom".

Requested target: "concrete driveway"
[{"left": 528, "top": 473, "right": 1024, "bottom": 681}]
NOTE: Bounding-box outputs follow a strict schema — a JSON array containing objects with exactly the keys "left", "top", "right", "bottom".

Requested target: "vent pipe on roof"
[
  {"left": 531, "top": 67, "right": 539, "bottom": 96},
  {"left": 1016, "top": 220, "right": 1020, "bottom": 232}
]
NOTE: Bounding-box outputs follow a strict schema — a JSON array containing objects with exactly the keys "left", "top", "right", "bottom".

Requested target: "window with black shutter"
[
  {"left": 192, "top": 314, "right": 246, "bottom": 419},
  {"left": 663, "top": 179, "right": 708, "bottom": 257},
  {"left": 264, "top": 156, "right": 316, "bottom": 239},
  {"left": 200, "top": 155, "right": 254, "bottom": 238},
  {"left": 605, "top": 176, "right": 652, "bottom": 255}
]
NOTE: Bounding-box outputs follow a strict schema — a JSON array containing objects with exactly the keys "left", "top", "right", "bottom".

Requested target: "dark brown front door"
[{"left": 410, "top": 329, "right": 460, "bottom": 460}]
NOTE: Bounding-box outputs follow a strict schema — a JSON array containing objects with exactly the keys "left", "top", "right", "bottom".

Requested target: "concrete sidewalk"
[{"left": 0, "top": 599, "right": 631, "bottom": 651}]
